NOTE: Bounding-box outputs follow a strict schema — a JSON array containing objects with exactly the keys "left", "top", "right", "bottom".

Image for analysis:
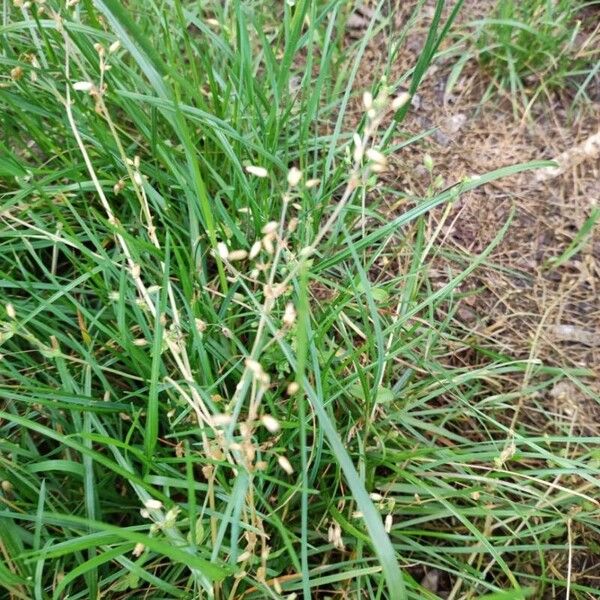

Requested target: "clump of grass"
[
  {"left": 472, "top": 0, "right": 600, "bottom": 107},
  {"left": 1, "top": 1, "right": 599, "bottom": 599}
]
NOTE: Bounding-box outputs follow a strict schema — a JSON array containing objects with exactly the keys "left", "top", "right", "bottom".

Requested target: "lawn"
[{"left": 1, "top": 1, "right": 599, "bottom": 598}]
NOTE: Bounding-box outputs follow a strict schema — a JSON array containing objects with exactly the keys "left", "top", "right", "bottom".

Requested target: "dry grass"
[{"left": 349, "top": 1, "right": 599, "bottom": 438}]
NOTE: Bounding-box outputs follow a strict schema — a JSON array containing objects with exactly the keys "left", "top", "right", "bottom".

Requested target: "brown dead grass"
[{"left": 347, "top": 1, "right": 600, "bottom": 430}]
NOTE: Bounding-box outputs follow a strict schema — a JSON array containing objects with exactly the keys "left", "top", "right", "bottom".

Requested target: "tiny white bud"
[
  {"left": 5, "top": 304, "right": 15, "bottom": 319},
  {"left": 245, "top": 165, "right": 268, "bottom": 178},
  {"left": 353, "top": 133, "right": 363, "bottom": 162},
  {"left": 249, "top": 240, "right": 262, "bottom": 260},
  {"left": 261, "top": 414, "right": 280, "bottom": 433},
  {"left": 287, "top": 166, "right": 302, "bottom": 187},
  {"left": 391, "top": 92, "right": 410, "bottom": 111},
  {"left": 211, "top": 414, "right": 232, "bottom": 427},
  {"left": 277, "top": 455, "right": 294, "bottom": 475},
  {"left": 369, "top": 492, "right": 383, "bottom": 501},
  {"left": 132, "top": 171, "right": 143, "bottom": 186},
  {"left": 362, "top": 91, "right": 373, "bottom": 111},
  {"left": 366, "top": 148, "right": 386, "bottom": 166},
  {"left": 286, "top": 381, "right": 300, "bottom": 396},
  {"left": 305, "top": 178, "right": 320, "bottom": 189},
  {"left": 108, "top": 40, "right": 121, "bottom": 54},
  {"left": 384, "top": 514, "right": 393, "bottom": 533},
  {"left": 216, "top": 242, "right": 229, "bottom": 260},
  {"left": 228, "top": 249, "right": 248, "bottom": 261},
  {"left": 132, "top": 542, "right": 145, "bottom": 557},
  {"left": 261, "top": 221, "right": 278, "bottom": 235},
  {"left": 282, "top": 302, "right": 296, "bottom": 328},
  {"left": 143, "top": 499, "right": 163, "bottom": 510},
  {"left": 72, "top": 81, "right": 93, "bottom": 92}
]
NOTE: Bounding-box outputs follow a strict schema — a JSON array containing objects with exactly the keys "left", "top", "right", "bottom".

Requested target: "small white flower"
[
  {"left": 249, "top": 240, "right": 262, "bottom": 260},
  {"left": 391, "top": 92, "right": 410, "bottom": 111},
  {"left": 362, "top": 91, "right": 373, "bottom": 111},
  {"left": 228, "top": 249, "right": 248, "bottom": 261},
  {"left": 287, "top": 166, "right": 302, "bottom": 187},
  {"left": 282, "top": 302, "right": 296, "bottom": 328},
  {"left": 245, "top": 165, "right": 268, "bottom": 178},
  {"left": 143, "top": 499, "right": 163, "bottom": 510},
  {"left": 277, "top": 455, "right": 294, "bottom": 475},
  {"left": 385, "top": 514, "right": 393, "bottom": 533},
  {"left": 211, "top": 414, "right": 232, "bottom": 427},
  {"left": 261, "top": 414, "right": 280, "bottom": 433},
  {"left": 108, "top": 40, "right": 121, "bottom": 54},
  {"left": 72, "top": 81, "right": 94, "bottom": 92},
  {"left": 261, "top": 221, "right": 278, "bottom": 235},
  {"left": 366, "top": 148, "right": 386, "bottom": 166},
  {"left": 216, "top": 242, "right": 229, "bottom": 260},
  {"left": 286, "top": 381, "right": 300, "bottom": 396}
]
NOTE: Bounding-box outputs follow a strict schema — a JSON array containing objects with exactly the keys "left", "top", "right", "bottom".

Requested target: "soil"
[
  {"left": 343, "top": 3, "right": 599, "bottom": 595},
  {"left": 344, "top": 0, "right": 599, "bottom": 428}
]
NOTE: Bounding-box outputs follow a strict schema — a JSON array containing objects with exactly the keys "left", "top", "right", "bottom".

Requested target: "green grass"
[
  {"left": 1, "top": 1, "right": 599, "bottom": 599},
  {"left": 446, "top": 0, "right": 600, "bottom": 112}
]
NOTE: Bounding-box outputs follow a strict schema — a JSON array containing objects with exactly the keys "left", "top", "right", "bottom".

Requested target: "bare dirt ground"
[{"left": 348, "top": 0, "right": 599, "bottom": 432}]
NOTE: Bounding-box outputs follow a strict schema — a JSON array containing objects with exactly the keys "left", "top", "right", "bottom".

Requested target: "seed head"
[
  {"left": 228, "top": 249, "right": 248, "bottom": 261},
  {"left": 245, "top": 165, "right": 268, "bottom": 178},
  {"left": 287, "top": 166, "right": 302, "bottom": 187},
  {"left": 72, "top": 81, "right": 94, "bottom": 92},
  {"left": 277, "top": 455, "right": 294, "bottom": 475},
  {"left": 144, "top": 499, "right": 163, "bottom": 511},
  {"left": 384, "top": 514, "right": 393, "bottom": 533},
  {"left": 282, "top": 302, "right": 296, "bottom": 328},
  {"left": 391, "top": 92, "right": 410, "bottom": 111},
  {"left": 261, "top": 221, "right": 278, "bottom": 236},
  {"left": 261, "top": 414, "right": 280, "bottom": 433},
  {"left": 249, "top": 241, "right": 262, "bottom": 260},
  {"left": 216, "top": 242, "right": 229, "bottom": 260}
]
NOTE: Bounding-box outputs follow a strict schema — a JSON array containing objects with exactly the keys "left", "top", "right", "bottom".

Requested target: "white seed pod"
[
  {"left": 286, "top": 381, "right": 300, "bottom": 396},
  {"left": 353, "top": 133, "right": 364, "bottom": 162},
  {"left": 277, "top": 455, "right": 294, "bottom": 475},
  {"left": 261, "top": 221, "right": 278, "bottom": 235},
  {"left": 72, "top": 81, "right": 94, "bottom": 92},
  {"left": 391, "top": 92, "right": 410, "bottom": 111},
  {"left": 245, "top": 165, "right": 268, "bottom": 178},
  {"left": 260, "top": 414, "right": 280, "bottom": 433},
  {"left": 228, "top": 249, "right": 248, "bottom": 261},
  {"left": 132, "top": 542, "right": 145, "bottom": 557},
  {"left": 384, "top": 514, "right": 393, "bottom": 533},
  {"left": 366, "top": 148, "right": 387, "bottom": 166},
  {"left": 287, "top": 166, "right": 302, "bottom": 187},
  {"left": 216, "top": 242, "right": 229, "bottom": 260},
  {"left": 249, "top": 241, "right": 262, "bottom": 259},
  {"left": 282, "top": 302, "right": 296, "bottom": 328}
]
